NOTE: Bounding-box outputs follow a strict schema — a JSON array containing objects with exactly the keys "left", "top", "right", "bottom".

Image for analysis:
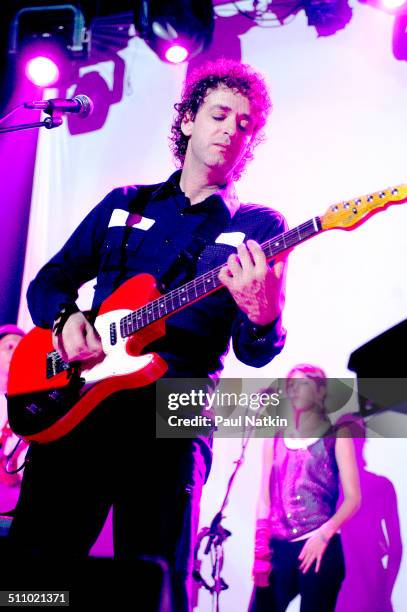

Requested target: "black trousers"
[
  {"left": 7, "top": 387, "right": 207, "bottom": 611},
  {"left": 249, "top": 535, "right": 345, "bottom": 612}
]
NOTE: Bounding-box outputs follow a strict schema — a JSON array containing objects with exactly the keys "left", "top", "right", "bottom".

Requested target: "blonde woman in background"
[{"left": 250, "top": 364, "right": 361, "bottom": 612}]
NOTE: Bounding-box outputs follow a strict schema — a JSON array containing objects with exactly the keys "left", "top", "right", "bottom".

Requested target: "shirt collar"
[
  {"left": 150, "top": 169, "right": 183, "bottom": 201},
  {"left": 151, "top": 169, "right": 240, "bottom": 219}
]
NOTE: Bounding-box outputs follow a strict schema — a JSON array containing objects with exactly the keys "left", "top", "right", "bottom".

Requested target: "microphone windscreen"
[{"left": 74, "top": 95, "right": 94, "bottom": 118}]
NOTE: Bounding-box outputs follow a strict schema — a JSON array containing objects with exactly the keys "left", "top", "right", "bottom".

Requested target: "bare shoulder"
[{"left": 334, "top": 425, "right": 357, "bottom": 459}]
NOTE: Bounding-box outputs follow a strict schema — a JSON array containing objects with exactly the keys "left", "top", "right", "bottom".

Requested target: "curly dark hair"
[{"left": 170, "top": 58, "right": 272, "bottom": 181}]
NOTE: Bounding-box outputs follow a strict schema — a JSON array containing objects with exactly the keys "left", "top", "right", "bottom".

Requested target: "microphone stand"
[
  {"left": 193, "top": 415, "right": 255, "bottom": 612},
  {"left": 0, "top": 111, "right": 63, "bottom": 134}
]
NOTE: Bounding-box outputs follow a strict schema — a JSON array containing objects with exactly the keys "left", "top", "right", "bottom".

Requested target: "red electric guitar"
[{"left": 7, "top": 185, "right": 407, "bottom": 443}]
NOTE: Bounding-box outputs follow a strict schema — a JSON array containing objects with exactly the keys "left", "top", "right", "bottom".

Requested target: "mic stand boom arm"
[{"left": 0, "top": 112, "right": 63, "bottom": 134}]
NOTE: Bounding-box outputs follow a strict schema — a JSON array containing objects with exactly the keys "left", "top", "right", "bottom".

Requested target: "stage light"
[
  {"left": 135, "top": 0, "right": 214, "bottom": 63},
  {"left": 358, "top": 0, "right": 407, "bottom": 13},
  {"left": 304, "top": 0, "right": 353, "bottom": 34},
  {"left": 358, "top": 0, "right": 407, "bottom": 60},
  {"left": 165, "top": 44, "right": 189, "bottom": 63},
  {"left": 383, "top": 0, "right": 406, "bottom": 8},
  {"left": 8, "top": 4, "right": 89, "bottom": 86},
  {"left": 25, "top": 56, "right": 60, "bottom": 87}
]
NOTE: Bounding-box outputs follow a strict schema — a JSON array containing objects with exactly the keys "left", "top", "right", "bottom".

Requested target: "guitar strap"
[{"left": 159, "top": 202, "right": 230, "bottom": 292}]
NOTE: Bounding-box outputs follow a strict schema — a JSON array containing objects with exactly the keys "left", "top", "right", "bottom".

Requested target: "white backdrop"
[{"left": 18, "top": 2, "right": 407, "bottom": 610}]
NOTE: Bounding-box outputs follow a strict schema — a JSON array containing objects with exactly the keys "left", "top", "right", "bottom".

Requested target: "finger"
[
  {"left": 218, "top": 266, "right": 233, "bottom": 286},
  {"left": 237, "top": 243, "right": 254, "bottom": 271},
  {"left": 64, "top": 337, "right": 89, "bottom": 362},
  {"left": 52, "top": 334, "right": 68, "bottom": 363},
  {"left": 227, "top": 253, "right": 243, "bottom": 276},
  {"left": 270, "top": 259, "right": 285, "bottom": 280},
  {"left": 315, "top": 556, "right": 321, "bottom": 573},
  {"left": 298, "top": 542, "right": 309, "bottom": 561},
  {"left": 306, "top": 554, "right": 317, "bottom": 573},
  {"left": 299, "top": 551, "right": 312, "bottom": 572},
  {"left": 54, "top": 330, "right": 87, "bottom": 363},
  {"left": 85, "top": 323, "right": 103, "bottom": 355},
  {"left": 246, "top": 240, "right": 268, "bottom": 271},
  {"left": 63, "top": 323, "right": 91, "bottom": 360}
]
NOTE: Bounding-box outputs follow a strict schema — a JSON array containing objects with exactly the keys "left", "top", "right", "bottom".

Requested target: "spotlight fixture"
[
  {"left": 25, "top": 56, "right": 60, "bottom": 87},
  {"left": 303, "top": 0, "right": 353, "bottom": 34},
  {"left": 383, "top": 0, "right": 407, "bottom": 9},
  {"left": 358, "top": 0, "right": 407, "bottom": 60},
  {"left": 134, "top": 0, "right": 214, "bottom": 63},
  {"left": 358, "top": 0, "right": 407, "bottom": 13},
  {"left": 165, "top": 45, "right": 189, "bottom": 64},
  {"left": 8, "top": 4, "right": 90, "bottom": 86}
]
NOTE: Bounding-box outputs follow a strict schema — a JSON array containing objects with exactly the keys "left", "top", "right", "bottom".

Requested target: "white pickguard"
[{"left": 80, "top": 309, "right": 153, "bottom": 384}]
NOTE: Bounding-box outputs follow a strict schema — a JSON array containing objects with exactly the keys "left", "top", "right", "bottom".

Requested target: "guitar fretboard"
[{"left": 119, "top": 217, "right": 322, "bottom": 338}]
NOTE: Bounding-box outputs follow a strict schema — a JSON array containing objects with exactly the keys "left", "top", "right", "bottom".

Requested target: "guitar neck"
[{"left": 120, "top": 217, "right": 322, "bottom": 338}]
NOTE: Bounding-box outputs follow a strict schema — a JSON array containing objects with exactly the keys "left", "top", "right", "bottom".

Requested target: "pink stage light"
[
  {"left": 25, "top": 56, "right": 60, "bottom": 87},
  {"left": 165, "top": 45, "right": 189, "bottom": 64},
  {"left": 382, "top": 0, "right": 406, "bottom": 8}
]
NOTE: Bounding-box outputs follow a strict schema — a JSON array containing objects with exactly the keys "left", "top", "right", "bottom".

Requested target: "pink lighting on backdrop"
[
  {"left": 25, "top": 57, "right": 60, "bottom": 87},
  {"left": 165, "top": 45, "right": 189, "bottom": 64}
]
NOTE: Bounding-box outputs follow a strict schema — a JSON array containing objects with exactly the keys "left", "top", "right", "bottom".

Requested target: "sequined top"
[{"left": 268, "top": 430, "right": 339, "bottom": 540}]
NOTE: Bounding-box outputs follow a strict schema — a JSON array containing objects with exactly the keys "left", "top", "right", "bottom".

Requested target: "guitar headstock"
[{"left": 320, "top": 185, "right": 407, "bottom": 231}]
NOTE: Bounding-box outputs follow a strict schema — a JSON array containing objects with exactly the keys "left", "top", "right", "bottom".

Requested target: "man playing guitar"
[{"left": 8, "top": 59, "right": 287, "bottom": 611}]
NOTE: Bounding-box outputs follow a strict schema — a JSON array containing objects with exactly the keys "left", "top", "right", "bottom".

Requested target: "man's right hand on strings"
[{"left": 52, "top": 311, "right": 104, "bottom": 366}]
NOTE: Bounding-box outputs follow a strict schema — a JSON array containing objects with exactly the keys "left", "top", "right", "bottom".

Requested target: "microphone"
[{"left": 24, "top": 95, "right": 94, "bottom": 118}]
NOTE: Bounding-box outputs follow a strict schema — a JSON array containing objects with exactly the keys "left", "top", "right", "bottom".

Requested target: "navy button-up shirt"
[{"left": 27, "top": 171, "right": 287, "bottom": 377}]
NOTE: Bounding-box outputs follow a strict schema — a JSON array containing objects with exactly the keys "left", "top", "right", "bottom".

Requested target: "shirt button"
[
  {"left": 287, "top": 513, "right": 291, "bottom": 518},
  {"left": 165, "top": 238, "right": 171, "bottom": 244},
  {"left": 292, "top": 528, "right": 298, "bottom": 534}
]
